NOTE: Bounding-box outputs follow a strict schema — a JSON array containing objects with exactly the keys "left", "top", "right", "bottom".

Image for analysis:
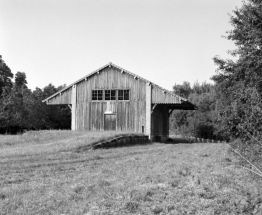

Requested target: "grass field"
[{"left": 0, "top": 131, "right": 261, "bottom": 215}]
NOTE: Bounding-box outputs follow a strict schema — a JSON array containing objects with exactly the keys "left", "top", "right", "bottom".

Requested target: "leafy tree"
[
  {"left": 0, "top": 67, "right": 70, "bottom": 133},
  {"left": 173, "top": 81, "right": 192, "bottom": 99},
  {"left": 212, "top": 0, "right": 262, "bottom": 172},
  {"left": 212, "top": 0, "right": 262, "bottom": 140},
  {"left": 0, "top": 72, "right": 30, "bottom": 132},
  {"left": 14, "top": 72, "right": 27, "bottom": 89},
  {"left": 41, "top": 84, "right": 71, "bottom": 130},
  {"left": 24, "top": 84, "right": 70, "bottom": 130},
  {"left": 25, "top": 87, "right": 48, "bottom": 129},
  {"left": 0, "top": 56, "right": 70, "bottom": 133},
  {"left": 0, "top": 55, "right": 13, "bottom": 96},
  {"left": 192, "top": 81, "right": 213, "bottom": 94},
  {"left": 170, "top": 82, "right": 219, "bottom": 140}
]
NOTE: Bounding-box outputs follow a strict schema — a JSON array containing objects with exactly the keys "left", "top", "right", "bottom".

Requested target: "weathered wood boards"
[
  {"left": 46, "top": 87, "right": 72, "bottom": 105},
  {"left": 42, "top": 63, "right": 196, "bottom": 141},
  {"left": 104, "top": 114, "right": 116, "bottom": 130},
  {"left": 73, "top": 66, "right": 146, "bottom": 132}
]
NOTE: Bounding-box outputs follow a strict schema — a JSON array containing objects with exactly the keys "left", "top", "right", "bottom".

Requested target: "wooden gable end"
[
  {"left": 76, "top": 66, "right": 146, "bottom": 103},
  {"left": 43, "top": 62, "right": 192, "bottom": 108}
]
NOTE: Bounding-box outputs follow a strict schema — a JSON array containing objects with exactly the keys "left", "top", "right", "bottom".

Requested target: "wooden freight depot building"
[{"left": 43, "top": 63, "right": 196, "bottom": 141}]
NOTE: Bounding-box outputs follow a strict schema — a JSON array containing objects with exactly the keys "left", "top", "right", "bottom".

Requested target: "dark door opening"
[{"left": 104, "top": 114, "right": 116, "bottom": 130}]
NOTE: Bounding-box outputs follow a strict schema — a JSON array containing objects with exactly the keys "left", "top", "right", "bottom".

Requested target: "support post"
[
  {"left": 146, "top": 84, "right": 152, "bottom": 140},
  {"left": 71, "top": 85, "right": 77, "bottom": 130}
]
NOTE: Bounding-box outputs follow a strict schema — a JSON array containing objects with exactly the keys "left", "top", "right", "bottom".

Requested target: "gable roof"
[{"left": 42, "top": 62, "right": 192, "bottom": 106}]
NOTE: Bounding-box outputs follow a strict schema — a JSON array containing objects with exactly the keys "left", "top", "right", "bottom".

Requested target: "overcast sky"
[{"left": 1, "top": 0, "right": 242, "bottom": 91}]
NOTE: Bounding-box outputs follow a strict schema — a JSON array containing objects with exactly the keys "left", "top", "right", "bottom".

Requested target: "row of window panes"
[{"left": 92, "top": 89, "right": 129, "bottom": 101}]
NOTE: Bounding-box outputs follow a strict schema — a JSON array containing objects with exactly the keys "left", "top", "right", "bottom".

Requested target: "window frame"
[
  {"left": 92, "top": 89, "right": 103, "bottom": 101},
  {"left": 91, "top": 89, "right": 130, "bottom": 101},
  {"left": 118, "top": 89, "right": 130, "bottom": 101},
  {"left": 105, "top": 89, "right": 116, "bottom": 101}
]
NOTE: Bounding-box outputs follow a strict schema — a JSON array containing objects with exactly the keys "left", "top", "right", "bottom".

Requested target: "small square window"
[
  {"left": 92, "top": 90, "right": 103, "bottom": 100},
  {"left": 118, "top": 90, "right": 129, "bottom": 100},
  {"left": 105, "top": 90, "right": 116, "bottom": 100}
]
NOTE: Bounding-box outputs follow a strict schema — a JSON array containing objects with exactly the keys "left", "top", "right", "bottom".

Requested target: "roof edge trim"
[{"left": 42, "top": 62, "right": 187, "bottom": 103}]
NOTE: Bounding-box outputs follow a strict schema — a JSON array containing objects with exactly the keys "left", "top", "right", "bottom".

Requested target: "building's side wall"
[
  {"left": 152, "top": 86, "right": 181, "bottom": 104},
  {"left": 46, "top": 87, "right": 72, "bottom": 105},
  {"left": 75, "top": 66, "right": 146, "bottom": 132},
  {"left": 151, "top": 106, "right": 169, "bottom": 141}
]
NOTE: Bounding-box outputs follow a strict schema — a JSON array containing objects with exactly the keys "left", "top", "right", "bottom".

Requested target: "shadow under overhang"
[{"left": 153, "top": 101, "right": 197, "bottom": 110}]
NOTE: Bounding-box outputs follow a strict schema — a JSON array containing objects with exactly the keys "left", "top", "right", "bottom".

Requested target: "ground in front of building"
[{"left": 0, "top": 130, "right": 261, "bottom": 214}]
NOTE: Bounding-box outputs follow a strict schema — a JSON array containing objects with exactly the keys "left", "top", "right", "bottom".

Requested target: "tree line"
[
  {"left": 172, "top": 0, "right": 262, "bottom": 141},
  {"left": 0, "top": 55, "right": 70, "bottom": 133},
  {"left": 171, "top": 0, "right": 262, "bottom": 172},
  {"left": 212, "top": 0, "right": 262, "bottom": 171}
]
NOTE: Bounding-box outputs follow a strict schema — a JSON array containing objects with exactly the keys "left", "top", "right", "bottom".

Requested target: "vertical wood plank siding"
[
  {"left": 43, "top": 63, "right": 195, "bottom": 140},
  {"left": 152, "top": 86, "right": 181, "bottom": 104},
  {"left": 75, "top": 67, "right": 146, "bottom": 132},
  {"left": 46, "top": 88, "right": 72, "bottom": 105}
]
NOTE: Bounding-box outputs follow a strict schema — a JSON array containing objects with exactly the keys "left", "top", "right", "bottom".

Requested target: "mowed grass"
[{"left": 0, "top": 131, "right": 261, "bottom": 215}]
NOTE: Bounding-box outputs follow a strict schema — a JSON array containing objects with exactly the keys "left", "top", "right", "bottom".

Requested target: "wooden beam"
[
  {"left": 168, "top": 109, "right": 175, "bottom": 117},
  {"left": 151, "top": 103, "right": 157, "bottom": 114}
]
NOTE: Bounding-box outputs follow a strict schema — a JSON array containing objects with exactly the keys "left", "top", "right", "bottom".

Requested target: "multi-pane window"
[
  {"left": 105, "top": 90, "right": 116, "bottom": 100},
  {"left": 92, "top": 90, "right": 103, "bottom": 100},
  {"left": 92, "top": 89, "right": 129, "bottom": 101},
  {"left": 118, "top": 90, "right": 129, "bottom": 100}
]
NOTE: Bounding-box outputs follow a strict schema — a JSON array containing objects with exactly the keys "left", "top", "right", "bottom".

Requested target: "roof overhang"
[{"left": 153, "top": 101, "right": 197, "bottom": 110}]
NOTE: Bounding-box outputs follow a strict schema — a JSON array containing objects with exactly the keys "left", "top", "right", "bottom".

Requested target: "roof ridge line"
[{"left": 42, "top": 62, "right": 187, "bottom": 102}]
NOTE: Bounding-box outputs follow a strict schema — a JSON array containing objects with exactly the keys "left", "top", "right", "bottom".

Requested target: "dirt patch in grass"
[{"left": 0, "top": 131, "right": 262, "bottom": 214}]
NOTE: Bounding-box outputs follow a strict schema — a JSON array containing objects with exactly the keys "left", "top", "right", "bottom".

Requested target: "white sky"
[{"left": 0, "top": 0, "right": 242, "bottom": 91}]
